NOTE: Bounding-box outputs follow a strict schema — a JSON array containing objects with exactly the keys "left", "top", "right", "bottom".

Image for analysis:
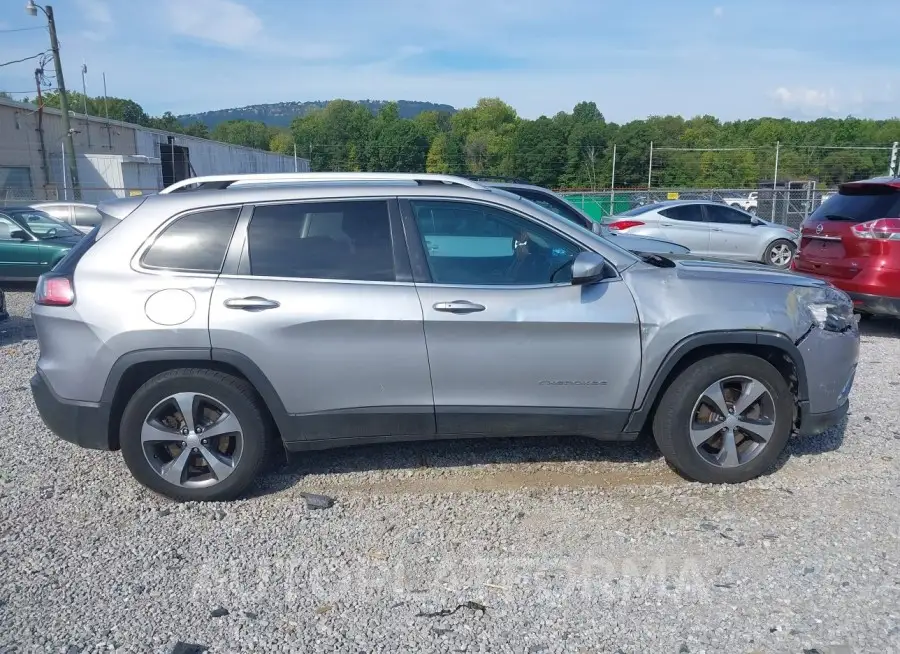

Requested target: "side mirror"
[
  {"left": 10, "top": 229, "right": 29, "bottom": 241},
  {"left": 750, "top": 216, "right": 763, "bottom": 226},
  {"left": 571, "top": 251, "right": 612, "bottom": 286}
]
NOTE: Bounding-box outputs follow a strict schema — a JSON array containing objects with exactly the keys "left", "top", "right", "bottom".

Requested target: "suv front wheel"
[
  {"left": 652, "top": 353, "right": 794, "bottom": 484},
  {"left": 120, "top": 368, "right": 271, "bottom": 501}
]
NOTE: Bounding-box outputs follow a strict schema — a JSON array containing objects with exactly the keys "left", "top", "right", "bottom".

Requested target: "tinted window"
[
  {"left": 660, "top": 205, "right": 705, "bottom": 222},
  {"left": 705, "top": 204, "right": 753, "bottom": 225},
  {"left": 410, "top": 200, "right": 582, "bottom": 285},
  {"left": 141, "top": 207, "right": 240, "bottom": 273},
  {"left": 508, "top": 188, "right": 591, "bottom": 228},
  {"left": 620, "top": 203, "right": 663, "bottom": 216},
  {"left": 809, "top": 185, "right": 900, "bottom": 223},
  {"left": 247, "top": 200, "right": 395, "bottom": 281}
]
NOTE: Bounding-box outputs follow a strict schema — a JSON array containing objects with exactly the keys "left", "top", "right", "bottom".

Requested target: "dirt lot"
[{"left": 1, "top": 290, "right": 899, "bottom": 653}]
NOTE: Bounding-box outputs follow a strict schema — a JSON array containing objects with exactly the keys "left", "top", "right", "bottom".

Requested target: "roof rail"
[{"left": 158, "top": 172, "right": 489, "bottom": 194}]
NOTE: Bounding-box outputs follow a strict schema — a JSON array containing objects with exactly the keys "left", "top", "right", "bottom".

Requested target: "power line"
[
  {"left": 0, "top": 51, "right": 50, "bottom": 67},
  {"left": 0, "top": 26, "right": 46, "bottom": 34}
]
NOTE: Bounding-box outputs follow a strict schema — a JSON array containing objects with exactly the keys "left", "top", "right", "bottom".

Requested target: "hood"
[
  {"left": 662, "top": 253, "right": 828, "bottom": 288},
  {"left": 601, "top": 230, "right": 690, "bottom": 255}
]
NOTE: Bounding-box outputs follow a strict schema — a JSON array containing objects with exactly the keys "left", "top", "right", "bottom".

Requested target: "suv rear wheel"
[
  {"left": 120, "top": 368, "right": 271, "bottom": 501},
  {"left": 652, "top": 353, "right": 794, "bottom": 484}
]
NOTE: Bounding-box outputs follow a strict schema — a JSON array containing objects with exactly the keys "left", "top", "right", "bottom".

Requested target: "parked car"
[
  {"left": 606, "top": 200, "right": 801, "bottom": 268},
  {"left": 30, "top": 201, "right": 103, "bottom": 234},
  {"left": 792, "top": 176, "right": 900, "bottom": 317},
  {"left": 722, "top": 191, "right": 758, "bottom": 214},
  {"left": 476, "top": 181, "right": 691, "bottom": 256},
  {"left": 0, "top": 207, "right": 84, "bottom": 281},
  {"left": 30, "top": 172, "right": 858, "bottom": 502}
]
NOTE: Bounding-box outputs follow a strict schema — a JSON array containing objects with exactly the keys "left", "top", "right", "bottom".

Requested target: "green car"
[{"left": 0, "top": 207, "right": 85, "bottom": 282}]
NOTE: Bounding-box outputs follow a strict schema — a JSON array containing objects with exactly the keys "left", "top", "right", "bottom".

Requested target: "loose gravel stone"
[{"left": 1, "top": 291, "right": 899, "bottom": 652}]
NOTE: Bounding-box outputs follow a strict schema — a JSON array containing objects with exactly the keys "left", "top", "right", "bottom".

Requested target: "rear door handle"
[
  {"left": 433, "top": 300, "right": 485, "bottom": 314},
  {"left": 711, "top": 227, "right": 723, "bottom": 231},
  {"left": 660, "top": 222, "right": 674, "bottom": 227},
  {"left": 224, "top": 296, "right": 280, "bottom": 311}
]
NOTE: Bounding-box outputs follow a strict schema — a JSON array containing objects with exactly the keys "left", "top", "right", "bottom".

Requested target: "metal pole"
[
  {"left": 773, "top": 141, "right": 780, "bottom": 188},
  {"left": 44, "top": 5, "right": 80, "bottom": 199},
  {"left": 60, "top": 139, "right": 67, "bottom": 201},
  {"left": 293, "top": 142, "right": 298, "bottom": 172},
  {"left": 81, "top": 62, "right": 90, "bottom": 149},
  {"left": 102, "top": 72, "right": 112, "bottom": 150},
  {"left": 610, "top": 143, "right": 617, "bottom": 217},
  {"left": 647, "top": 141, "right": 653, "bottom": 189},
  {"left": 890, "top": 141, "right": 898, "bottom": 177}
]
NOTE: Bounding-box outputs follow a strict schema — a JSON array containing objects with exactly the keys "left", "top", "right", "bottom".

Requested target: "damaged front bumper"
[{"left": 794, "top": 322, "right": 859, "bottom": 437}]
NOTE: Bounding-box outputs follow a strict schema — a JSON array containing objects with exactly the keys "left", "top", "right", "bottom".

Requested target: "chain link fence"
[{"left": 559, "top": 186, "right": 834, "bottom": 229}]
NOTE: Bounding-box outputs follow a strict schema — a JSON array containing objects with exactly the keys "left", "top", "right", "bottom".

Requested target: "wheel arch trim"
[{"left": 626, "top": 329, "right": 808, "bottom": 433}]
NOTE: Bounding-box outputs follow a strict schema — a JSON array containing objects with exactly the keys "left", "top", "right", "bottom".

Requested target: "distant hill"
[{"left": 177, "top": 100, "right": 457, "bottom": 129}]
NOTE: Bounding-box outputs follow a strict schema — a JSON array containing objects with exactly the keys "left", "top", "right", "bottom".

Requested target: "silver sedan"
[{"left": 607, "top": 200, "right": 801, "bottom": 268}]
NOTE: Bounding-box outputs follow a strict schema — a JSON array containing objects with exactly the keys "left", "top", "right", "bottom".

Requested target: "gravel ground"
[{"left": 1, "top": 290, "right": 899, "bottom": 654}]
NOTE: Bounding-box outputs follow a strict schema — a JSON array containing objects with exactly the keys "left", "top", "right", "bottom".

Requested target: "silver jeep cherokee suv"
[{"left": 30, "top": 173, "right": 859, "bottom": 502}]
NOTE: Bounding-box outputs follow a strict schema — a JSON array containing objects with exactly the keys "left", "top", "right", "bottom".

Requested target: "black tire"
[
  {"left": 763, "top": 239, "right": 796, "bottom": 269},
  {"left": 120, "top": 368, "right": 271, "bottom": 502},
  {"left": 652, "top": 353, "right": 794, "bottom": 484}
]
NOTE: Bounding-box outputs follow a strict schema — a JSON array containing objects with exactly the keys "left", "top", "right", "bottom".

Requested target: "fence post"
[
  {"left": 647, "top": 141, "right": 653, "bottom": 189},
  {"left": 610, "top": 143, "right": 617, "bottom": 216}
]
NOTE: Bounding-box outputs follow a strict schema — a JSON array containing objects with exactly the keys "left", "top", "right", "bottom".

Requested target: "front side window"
[
  {"left": 705, "top": 204, "right": 753, "bottom": 225},
  {"left": 246, "top": 200, "right": 395, "bottom": 282},
  {"left": 409, "top": 200, "right": 582, "bottom": 286},
  {"left": 141, "top": 207, "right": 240, "bottom": 273},
  {"left": 8, "top": 209, "right": 80, "bottom": 239},
  {"left": 0, "top": 215, "right": 26, "bottom": 241}
]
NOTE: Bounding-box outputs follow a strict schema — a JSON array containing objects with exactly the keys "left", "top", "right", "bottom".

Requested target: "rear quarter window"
[{"left": 140, "top": 207, "right": 241, "bottom": 273}]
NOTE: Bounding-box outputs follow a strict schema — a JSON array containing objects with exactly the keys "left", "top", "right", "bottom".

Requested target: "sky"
[{"left": 0, "top": 0, "right": 898, "bottom": 123}]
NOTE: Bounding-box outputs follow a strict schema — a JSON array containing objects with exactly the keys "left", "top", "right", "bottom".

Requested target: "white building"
[{"left": 0, "top": 97, "right": 310, "bottom": 204}]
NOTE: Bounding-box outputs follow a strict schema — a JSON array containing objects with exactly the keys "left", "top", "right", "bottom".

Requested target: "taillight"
[
  {"left": 607, "top": 220, "right": 645, "bottom": 231},
  {"left": 34, "top": 274, "right": 75, "bottom": 307},
  {"left": 850, "top": 218, "right": 900, "bottom": 240}
]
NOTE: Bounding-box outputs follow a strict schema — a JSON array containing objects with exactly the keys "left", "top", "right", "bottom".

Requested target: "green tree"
[
  {"left": 210, "top": 119, "right": 272, "bottom": 150},
  {"left": 182, "top": 121, "right": 210, "bottom": 139}
]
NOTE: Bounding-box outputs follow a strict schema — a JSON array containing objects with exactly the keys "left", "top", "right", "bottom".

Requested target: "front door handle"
[
  {"left": 711, "top": 227, "right": 723, "bottom": 231},
  {"left": 224, "top": 296, "right": 280, "bottom": 311},
  {"left": 433, "top": 300, "right": 485, "bottom": 314},
  {"left": 660, "top": 222, "right": 674, "bottom": 227}
]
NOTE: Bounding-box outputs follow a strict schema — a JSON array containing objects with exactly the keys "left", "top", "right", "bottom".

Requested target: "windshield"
[
  {"left": 8, "top": 209, "right": 81, "bottom": 239},
  {"left": 489, "top": 188, "right": 641, "bottom": 262}
]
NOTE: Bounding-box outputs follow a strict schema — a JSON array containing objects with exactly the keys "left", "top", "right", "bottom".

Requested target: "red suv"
[{"left": 793, "top": 177, "right": 900, "bottom": 317}]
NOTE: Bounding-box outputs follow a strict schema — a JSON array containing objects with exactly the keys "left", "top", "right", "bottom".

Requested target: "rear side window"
[
  {"left": 141, "top": 207, "right": 240, "bottom": 273},
  {"left": 246, "top": 200, "right": 395, "bottom": 282},
  {"left": 809, "top": 185, "right": 900, "bottom": 223},
  {"left": 660, "top": 205, "right": 705, "bottom": 222}
]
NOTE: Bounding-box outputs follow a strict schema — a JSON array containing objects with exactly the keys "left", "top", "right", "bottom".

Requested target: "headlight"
[{"left": 805, "top": 285, "right": 855, "bottom": 332}]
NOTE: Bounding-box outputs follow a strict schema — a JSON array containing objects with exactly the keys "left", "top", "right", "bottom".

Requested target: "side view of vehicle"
[
  {"left": 606, "top": 200, "right": 800, "bottom": 268},
  {"left": 31, "top": 172, "right": 858, "bottom": 502},
  {"left": 0, "top": 206, "right": 84, "bottom": 281},
  {"left": 793, "top": 176, "right": 900, "bottom": 317},
  {"left": 30, "top": 201, "right": 103, "bottom": 234}
]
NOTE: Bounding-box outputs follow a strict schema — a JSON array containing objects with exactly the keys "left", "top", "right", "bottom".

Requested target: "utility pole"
[
  {"left": 647, "top": 141, "right": 653, "bottom": 189},
  {"left": 81, "top": 61, "right": 91, "bottom": 148},
  {"left": 890, "top": 141, "right": 898, "bottom": 178},
  {"left": 27, "top": 2, "right": 80, "bottom": 198}
]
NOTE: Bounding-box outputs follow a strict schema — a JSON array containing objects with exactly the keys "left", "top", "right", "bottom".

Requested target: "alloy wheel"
[
  {"left": 689, "top": 376, "right": 777, "bottom": 468},
  {"left": 769, "top": 243, "right": 793, "bottom": 267},
  {"left": 141, "top": 392, "right": 244, "bottom": 488}
]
